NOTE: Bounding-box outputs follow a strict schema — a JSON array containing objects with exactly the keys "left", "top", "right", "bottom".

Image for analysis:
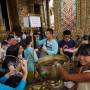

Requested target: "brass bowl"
[
  {"left": 37, "top": 55, "right": 69, "bottom": 80},
  {"left": 26, "top": 80, "right": 64, "bottom": 90},
  {"left": 38, "top": 55, "right": 69, "bottom": 65}
]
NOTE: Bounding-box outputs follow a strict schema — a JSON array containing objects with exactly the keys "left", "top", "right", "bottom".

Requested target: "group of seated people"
[
  {"left": 0, "top": 34, "right": 35, "bottom": 90},
  {"left": 36, "top": 29, "right": 90, "bottom": 90},
  {"left": 0, "top": 60, "right": 27, "bottom": 90},
  {"left": 0, "top": 28, "right": 90, "bottom": 90}
]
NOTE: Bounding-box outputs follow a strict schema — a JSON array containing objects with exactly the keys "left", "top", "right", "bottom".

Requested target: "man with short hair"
[
  {"left": 7, "top": 35, "right": 17, "bottom": 46},
  {"left": 36, "top": 28, "right": 58, "bottom": 57},
  {"left": 58, "top": 30, "right": 76, "bottom": 60}
]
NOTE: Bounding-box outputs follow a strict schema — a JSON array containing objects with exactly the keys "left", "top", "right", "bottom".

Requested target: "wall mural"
[{"left": 60, "top": 0, "right": 76, "bottom": 31}]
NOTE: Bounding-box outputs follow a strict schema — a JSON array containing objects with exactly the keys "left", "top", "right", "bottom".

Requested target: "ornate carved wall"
[
  {"left": 5, "top": 0, "right": 90, "bottom": 36},
  {"left": 54, "top": 0, "right": 90, "bottom": 39}
]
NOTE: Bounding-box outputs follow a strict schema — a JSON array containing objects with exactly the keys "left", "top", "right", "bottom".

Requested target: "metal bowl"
[
  {"left": 26, "top": 80, "right": 64, "bottom": 90},
  {"left": 37, "top": 55, "right": 69, "bottom": 80}
]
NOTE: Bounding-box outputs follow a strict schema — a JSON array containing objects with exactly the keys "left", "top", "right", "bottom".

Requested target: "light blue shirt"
[
  {"left": 24, "top": 47, "right": 38, "bottom": 72},
  {"left": 0, "top": 76, "right": 26, "bottom": 90},
  {"left": 0, "top": 75, "right": 9, "bottom": 83},
  {"left": 36, "top": 38, "right": 58, "bottom": 55}
]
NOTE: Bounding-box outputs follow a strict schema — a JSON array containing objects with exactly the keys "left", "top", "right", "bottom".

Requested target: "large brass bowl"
[
  {"left": 26, "top": 55, "right": 70, "bottom": 90},
  {"left": 38, "top": 54, "right": 69, "bottom": 65},
  {"left": 26, "top": 80, "right": 64, "bottom": 90},
  {"left": 37, "top": 55, "right": 69, "bottom": 80}
]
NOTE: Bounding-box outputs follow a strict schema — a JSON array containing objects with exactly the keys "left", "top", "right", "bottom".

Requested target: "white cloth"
[
  {"left": 77, "top": 70, "right": 90, "bottom": 90},
  {"left": 0, "top": 48, "right": 6, "bottom": 62},
  {"left": 22, "top": 33, "right": 26, "bottom": 40},
  {"left": 64, "top": 81, "right": 75, "bottom": 89},
  {"left": 77, "top": 82, "right": 90, "bottom": 90}
]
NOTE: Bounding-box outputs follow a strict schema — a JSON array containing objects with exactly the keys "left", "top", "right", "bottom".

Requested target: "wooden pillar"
[
  {"left": 54, "top": 0, "right": 62, "bottom": 39},
  {"left": 80, "top": 0, "right": 87, "bottom": 35},
  {"left": 46, "top": 0, "right": 50, "bottom": 28},
  {"left": 0, "top": 2, "right": 3, "bottom": 32},
  {"left": 6, "top": 0, "right": 11, "bottom": 32},
  {"left": 6, "top": 0, "right": 20, "bottom": 32},
  {"left": 86, "top": 0, "right": 90, "bottom": 34},
  {"left": 40, "top": 1, "right": 45, "bottom": 28},
  {"left": 76, "top": 0, "right": 81, "bottom": 35}
]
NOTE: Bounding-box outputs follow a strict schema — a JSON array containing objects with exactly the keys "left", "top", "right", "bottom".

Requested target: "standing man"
[{"left": 36, "top": 28, "right": 58, "bottom": 57}]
